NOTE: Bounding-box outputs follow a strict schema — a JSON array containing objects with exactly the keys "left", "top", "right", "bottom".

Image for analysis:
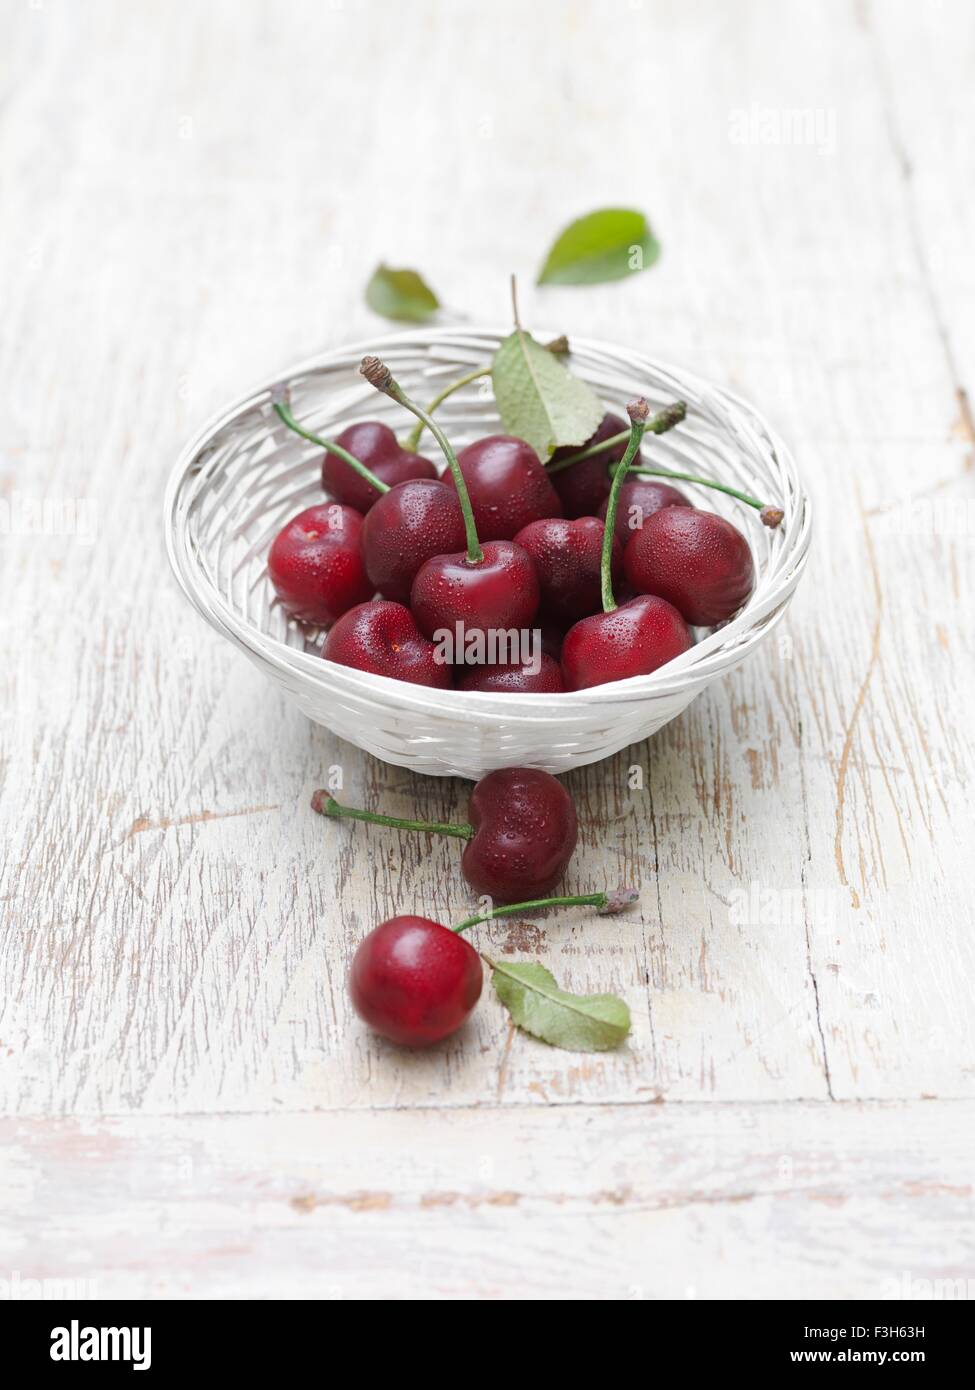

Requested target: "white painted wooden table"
[{"left": 1, "top": 0, "right": 973, "bottom": 1301}]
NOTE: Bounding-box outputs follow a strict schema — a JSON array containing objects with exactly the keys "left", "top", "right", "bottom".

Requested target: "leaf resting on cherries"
[
  {"left": 366, "top": 264, "right": 440, "bottom": 322},
  {"left": 537, "top": 208, "right": 661, "bottom": 286},
  {"left": 488, "top": 958, "right": 631, "bottom": 1052},
  {"left": 492, "top": 328, "right": 602, "bottom": 460}
]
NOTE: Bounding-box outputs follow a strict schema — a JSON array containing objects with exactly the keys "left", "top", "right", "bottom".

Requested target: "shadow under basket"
[{"left": 165, "top": 328, "right": 812, "bottom": 779}]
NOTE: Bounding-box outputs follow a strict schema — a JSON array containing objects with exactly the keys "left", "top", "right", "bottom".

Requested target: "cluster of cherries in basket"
[{"left": 268, "top": 356, "right": 784, "bottom": 692}]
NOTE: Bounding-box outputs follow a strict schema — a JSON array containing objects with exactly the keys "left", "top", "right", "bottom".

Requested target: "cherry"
[
  {"left": 624, "top": 507, "right": 755, "bottom": 626},
  {"left": 349, "top": 915, "right": 483, "bottom": 1047},
  {"left": 444, "top": 435, "right": 563, "bottom": 540},
  {"left": 271, "top": 386, "right": 435, "bottom": 516},
  {"left": 514, "top": 516, "right": 622, "bottom": 625},
  {"left": 315, "top": 766, "right": 577, "bottom": 903},
  {"left": 360, "top": 478, "right": 467, "bottom": 603},
  {"left": 322, "top": 421, "right": 436, "bottom": 513},
  {"left": 359, "top": 356, "right": 540, "bottom": 643},
  {"left": 538, "top": 620, "right": 567, "bottom": 661},
  {"left": 323, "top": 599, "right": 452, "bottom": 687},
  {"left": 562, "top": 593, "right": 692, "bottom": 690},
  {"left": 410, "top": 539, "right": 539, "bottom": 642},
  {"left": 267, "top": 503, "right": 373, "bottom": 625},
  {"left": 348, "top": 887, "right": 636, "bottom": 1047},
  {"left": 597, "top": 478, "right": 692, "bottom": 546},
  {"left": 548, "top": 412, "right": 631, "bottom": 518},
  {"left": 559, "top": 399, "right": 693, "bottom": 690},
  {"left": 457, "top": 653, "right": 565, "bottom": 693}
]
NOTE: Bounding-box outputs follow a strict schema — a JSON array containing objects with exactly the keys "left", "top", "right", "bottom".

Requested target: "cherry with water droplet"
[
  {"left": 444, "top": 435, "right": 563, "bottom": 540},
  {"left": 597, "top": 478, "right": 692, "bottom": 546},
  {"left": 457, "top": 653, "right": 565, "bottom": 693},
  {"left": 624, "top": 506, "right": 755, "bottom": 626},
  {"left": 548, "top": 411, "right": 632, "bottom": 518},
  {"left": 514, "top": 515, "right": 622, "bottom": 625},
  {"left": 410, "top": 540, "right": 540, "bottom": 643},
  {"left": 360, "top": 478, "right": 467, "bottom": 603},
  {"left": 323, "top": 420, "right": 436, "bottom": 513},
  {"left": 323, "top": 599, "right": 452, "bottom": 687},
  {"left": 560, "top": 399, "right": 693, "bottom": 690},
  {"left": 359, "top": 357, "right": 540, "bottom": 643},
  {"left": 268, "top": 503, "right": 373, "bottom": 625}
]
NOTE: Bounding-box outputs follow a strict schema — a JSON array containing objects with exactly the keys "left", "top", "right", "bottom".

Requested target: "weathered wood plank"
[{"left": 2, "top": 1103, "right": 971, "bottom": 1299}]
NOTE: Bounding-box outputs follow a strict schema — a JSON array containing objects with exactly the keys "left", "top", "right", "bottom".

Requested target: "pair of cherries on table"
[
  {"left": 317, "top": 764, "right": 639, "bottom": 1048},
  {"left": 267, "top": 357, "right": 770, "bottom": 692}
]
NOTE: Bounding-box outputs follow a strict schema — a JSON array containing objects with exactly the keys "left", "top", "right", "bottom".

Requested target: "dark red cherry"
[
  {"left": 561, "top": 594, "right": 693, "bottom": 690},
  {"left": 323, "top": 421, "right": 436, "bottom": 513},
  {"left": 624, "top": 508, "right": 754, "bottom": 626},
  {"left": 316, "top": 767, "right": 577, "bottom": 904},
  {"left": 597, "top": 478, "right": 692, "bottom": 546},
  {"left": 349, "top": 916, "right": 482, "bottom": 1047},
  {"left": 550, "top": 413, "right": 633, "bottom": 518},
  {"left": 443, "top": 435, "right": 562, "bottom": 540},
  {"left": 324, "top": 599, "right": 452, "bottom": 687},
  {"left": 538, "top": 621, "right": 567, "bottom": 660},
  {"left": 514, "top": 516, "right": 622, "bottom": 625},
  {"left": 457, "top": 653, "right": 565, "bottom": 694},
  {"left": 268, "top": 503, "right": 373, "bottom": 625},
  {"left": 360, "top": 478, "right": 467, "bottom": 603},
  {"left": 410, "top": 541, "right": 540, "bottom": 641},
  {"left": 463, "top": 769, "right": 577, "bottom": 901}
]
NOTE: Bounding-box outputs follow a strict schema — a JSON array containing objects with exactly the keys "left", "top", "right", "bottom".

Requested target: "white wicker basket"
[{"left": 165, "top": 328, "right": 811, "bottom": 778}]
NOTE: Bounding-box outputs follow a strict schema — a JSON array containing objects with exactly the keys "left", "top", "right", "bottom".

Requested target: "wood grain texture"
[
  {"left": 3, "top": 1103, "right": 973, "bottom": 1300},
  {"left": 0, "top": 0, "right": 973, "bottom": 1296}
]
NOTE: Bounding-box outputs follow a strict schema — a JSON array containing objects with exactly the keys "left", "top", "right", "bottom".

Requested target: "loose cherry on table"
[
  {"left": 444, "top": 435, "right": 563, "bottom": 540},
  {"left": 597, "top": 478, "right": 692, "bottom": 546},
  {"left": 359, "top": 356, "right": 541, "bottom": 643},
  {"left": 348, "top": 888, "right": 636, "bottom": 1047},
  {"left": 267, "top": 503, "right": 373, "bottom": 625},
  {"left": 514, "top": 515, "right": 622, "bottom": 625},
  {"left": 560, "top": 399, "right": 694, "bottom": 691},
  {"left": 457, "top": 653, "right": 565, "bottom": 693},
  {"left": 623, "top": 506, "right": 755, "bottom": 627},
  {"left": 314, "top": 766, "right": 578, "bottom": 903},
  {"left": 323, "top": 599, "right": 452, "bottom": 687}
]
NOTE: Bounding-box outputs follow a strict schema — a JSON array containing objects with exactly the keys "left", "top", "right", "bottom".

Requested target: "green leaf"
[
  {"left": 490, "top": 959, "right": 631, "bottom": 1052},
  {"left": 537, "top": 208, "right": 660, "bottom": 286},
  {"left": 365, "top": 264, "right": 439, "bottom": 322},
  {"left": 491, "top": 328, "right": 603, "bottom": 459}
]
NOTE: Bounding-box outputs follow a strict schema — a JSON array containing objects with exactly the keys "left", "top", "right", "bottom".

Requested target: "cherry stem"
[
  {"left": 620, "top": 463, "right": 779, "bottom": 521},
  {"left": 402, "top": 366, "right": 488, "bottom": 453},
  {"left": 312, "top": 790, "right": 473, "bottom": 841},
  {"left": 272, "top": 395, "right": 390, "bottom": 495},
  {"left": 546, "top": 401, "right": 686, "bottom": 475},
  {"left": 360, "top": 356, "right": 484, "bottom": 565},
  {"left": 401, "top": 338, "right": 570, "bottom": 453},
  {"left": 453, "top": 888, "right": 638, "bottom": 935},
  {"left": 600, "top": 401, "right": 649, "bottom": 612}
]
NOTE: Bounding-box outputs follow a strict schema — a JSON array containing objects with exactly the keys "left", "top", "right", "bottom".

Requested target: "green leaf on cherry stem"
[
  {"left": 537, "top": 208, "right": 661, "bottom": 286},
  {"left": 365, "top": 264, "right": 440, "bottom": 322},
  {"left": 489, "top": 958, "right": 631, "bottom": 1052},
  {"left": 492, "top": 327, "right": 603, "bottom": 459}
]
